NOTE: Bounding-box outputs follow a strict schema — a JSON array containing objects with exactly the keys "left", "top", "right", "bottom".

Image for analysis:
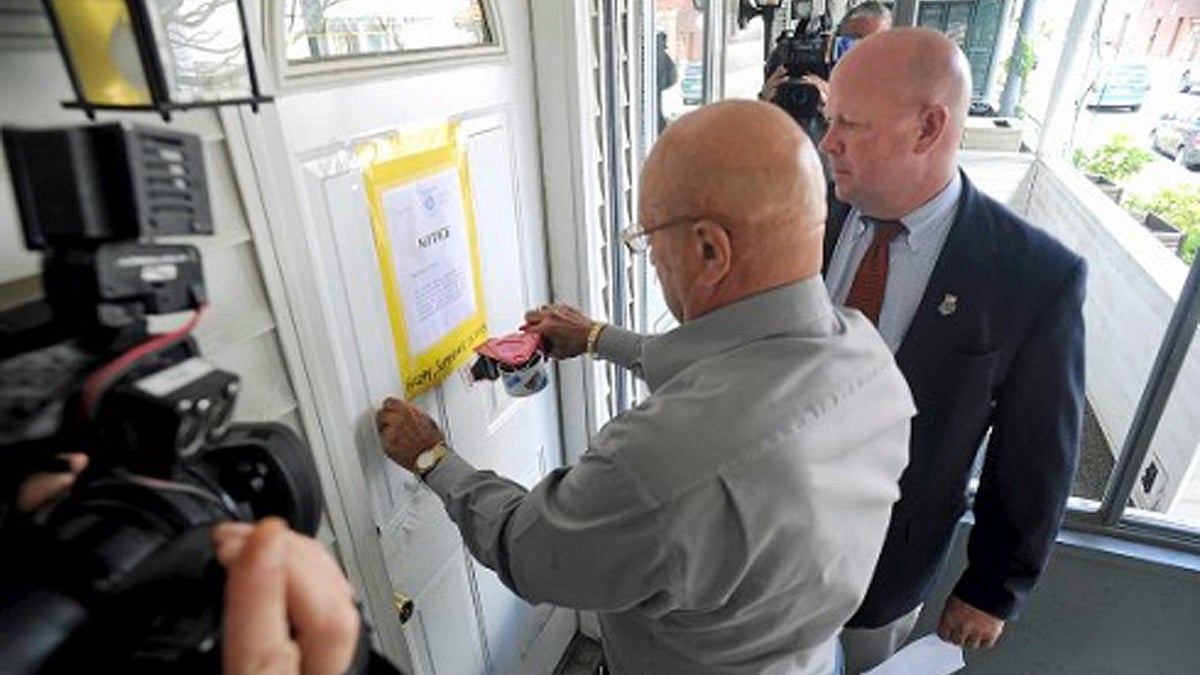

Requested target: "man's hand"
[
  {"left": 16, "top": 453, "right": 88, "bottom": 512},
  {"left": 521, "top": 303, "right": 595, "bottom": 359},
  {"left": 759, "top": 65, "right": 789, "bottom": 102},
  {"left": 797, "top": 74, "right": 830, "bottom": 108},
  {"left": 215, "top": 518, "right": 360, "bottom": 675},
  {"left": 937, "top": 595, "right": 1005, "bottom": 649},
  {"left": 376, "top": 397, "right": 445, "bottom": 472}
]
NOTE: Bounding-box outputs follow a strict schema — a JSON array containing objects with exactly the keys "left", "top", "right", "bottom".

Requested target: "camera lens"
[{"left": 776, "top": 81, "right": 821, "bottom": 121}]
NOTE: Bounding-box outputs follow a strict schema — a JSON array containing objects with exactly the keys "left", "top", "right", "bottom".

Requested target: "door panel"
[
  {"left": 409, "top": 555, "right": 488, "bottom": 675},
  {"left": 437, "top": 114, "right": 572, "bottom": 675},
  {"left": 267, "top": 1, "right": 573, "bottom": 667},
  {"left": 293, "top": 113, "right": 570, "bottom": 672}
]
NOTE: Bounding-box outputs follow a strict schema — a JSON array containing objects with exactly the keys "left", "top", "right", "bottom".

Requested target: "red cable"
[{"left": 81, "top": 306, "right": 207, "bottom": 419}]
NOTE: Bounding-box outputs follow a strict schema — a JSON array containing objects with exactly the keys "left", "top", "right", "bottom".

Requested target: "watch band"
[
  {"left": 416, "top": 442, "right": 448, "bottom": 479},
  {"left": 585, "top": 321, "right": 606, "bottom": 357}
]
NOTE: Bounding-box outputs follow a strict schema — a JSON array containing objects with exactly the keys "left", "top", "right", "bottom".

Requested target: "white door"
[{"left": 237, "top": 2, "right": 575, "bottom": 673}]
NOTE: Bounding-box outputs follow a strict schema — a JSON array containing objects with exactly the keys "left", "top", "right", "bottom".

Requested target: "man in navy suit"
[{"left": 819, "top": 28, "right": 1086, "bottom": 673}]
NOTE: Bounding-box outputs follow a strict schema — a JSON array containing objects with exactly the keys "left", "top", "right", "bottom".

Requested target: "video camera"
[
  {"left": 764, "top": 8, "right": 838, "bottom": 122},
  {"left": 0, "top": 122, "right": 337, "bottom": 674}
]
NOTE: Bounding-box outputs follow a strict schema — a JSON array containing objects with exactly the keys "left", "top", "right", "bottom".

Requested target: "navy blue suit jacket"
[{"left": 825, "top": 172, "right": 1087, "bottom": 627}]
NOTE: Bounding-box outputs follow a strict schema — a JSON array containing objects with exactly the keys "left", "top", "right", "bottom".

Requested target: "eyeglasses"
[{"left": 620, "top": 215, "right": 698, "bottom": 254}]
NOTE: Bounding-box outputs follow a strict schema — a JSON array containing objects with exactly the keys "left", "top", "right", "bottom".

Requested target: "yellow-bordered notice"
[{"left": 361, "top": 124, "right": 487, "bottom": 399}]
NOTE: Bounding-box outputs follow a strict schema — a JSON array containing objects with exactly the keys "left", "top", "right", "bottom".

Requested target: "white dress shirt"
[{"left": 825, "top": 173, "right": 962, "bottom": 352}]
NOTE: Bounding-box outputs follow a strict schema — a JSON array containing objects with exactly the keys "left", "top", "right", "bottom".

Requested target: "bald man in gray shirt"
[{"left": 377, "top": 100, "right": 913, "bottom": 675}]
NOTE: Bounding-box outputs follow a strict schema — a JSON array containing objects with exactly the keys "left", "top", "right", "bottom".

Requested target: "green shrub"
[
  {"left": 1073, "top": 134, "right": 1156, "bottom": 183},
  {"left": 1125, "top": 185, "right": 1200, "bottom": 265}
]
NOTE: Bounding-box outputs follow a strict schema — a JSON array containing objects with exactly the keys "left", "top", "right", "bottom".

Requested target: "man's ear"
[
  {"left": 914, "top": 103, "right": 950, "bottom": 154},
  {"left": 692, "top": 221, "right": 731, "bottom": 287}
]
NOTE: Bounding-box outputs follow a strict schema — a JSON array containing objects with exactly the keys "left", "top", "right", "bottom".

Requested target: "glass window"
[
  {"left": 653, "top": 0, "right": 708, "bottom": 132},
  {"left": 1124, "top": 302, "right": 1200, "bottom": 533},
  {"left": 723, "top": 14, "right": 767, "bottom": 101},
  {"left": 284, "top": 0, "right": 495, "bottom": 64},
  {"left": 1005, "top": 1, "right": 1200, "bottom": 520}
]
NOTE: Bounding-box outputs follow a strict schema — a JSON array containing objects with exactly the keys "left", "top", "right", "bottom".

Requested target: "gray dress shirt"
[
  {"left": 825, "top": 173, "right": 962, "bottom": 352},
  {"left": 426, "top": 278, "right": 914, "bottom": 674}
]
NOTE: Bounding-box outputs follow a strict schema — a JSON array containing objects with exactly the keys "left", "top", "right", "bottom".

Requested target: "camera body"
[
  {"left": 765, "top": 26, "right": 834, "bottom": 122},
  {"left": 0, "top": 123, "right": 326, "bottom": 674}
]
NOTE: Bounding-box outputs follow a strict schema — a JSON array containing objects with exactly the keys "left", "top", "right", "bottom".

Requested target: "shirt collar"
[
  {"left": 641, "top": 278, "right": 837, "bottom": 391},
  {"left": 848, "top": 172, "right": 963, "bottom": 251}
]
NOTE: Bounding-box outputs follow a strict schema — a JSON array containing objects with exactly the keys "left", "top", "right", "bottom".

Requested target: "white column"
[{"left": 1037, "top": 0, "right": 1105, "bottom": 160}]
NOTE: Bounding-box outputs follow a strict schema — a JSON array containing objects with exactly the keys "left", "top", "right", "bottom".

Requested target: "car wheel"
[
  {"left": 1177, "top": 145, "right": 1189, "bottom": 165},
  {"left": 1182, "top": 72, "right": 1192, "bottom": 93}
]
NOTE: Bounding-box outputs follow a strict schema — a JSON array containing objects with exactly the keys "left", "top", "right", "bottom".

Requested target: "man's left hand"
[
  {"left": 760, "top": 65, "right": 789, "bottom": 102},
  {"left": 376, "top": 397, "right": 445, "bottom": 472},
  {"left": 937, "top": 595, "right": 1005, "bottom": 649}
]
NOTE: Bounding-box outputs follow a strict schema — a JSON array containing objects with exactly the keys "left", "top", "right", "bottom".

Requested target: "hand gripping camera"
[{"left": 0, "top": 123, "right": 376, "bottom": 674}]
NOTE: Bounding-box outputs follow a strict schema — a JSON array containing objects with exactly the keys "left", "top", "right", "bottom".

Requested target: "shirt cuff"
[
  {"left": 594, "top": 325, "right": 645, "bottom": 369},
  {"left": 423, "top": 451, "right": 478, "bottom": 502}
]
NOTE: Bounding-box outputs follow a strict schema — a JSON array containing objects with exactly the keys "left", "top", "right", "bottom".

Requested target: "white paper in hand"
[{"left": 862, "top": 634, "right": 965, "bottom": 675}]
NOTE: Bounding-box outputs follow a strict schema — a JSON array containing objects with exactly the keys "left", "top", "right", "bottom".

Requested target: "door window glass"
[{"left": 284, "top": 0, "right": 495, "bottom": 64}]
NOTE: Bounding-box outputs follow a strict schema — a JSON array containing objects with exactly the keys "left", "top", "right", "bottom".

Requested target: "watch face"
[{"left": 417, "top": 451, "right": 434, "bottom": 471}]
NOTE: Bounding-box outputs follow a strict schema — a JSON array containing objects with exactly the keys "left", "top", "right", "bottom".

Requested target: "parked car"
[
  {"left": 1150, "top": 108, "right": 1200, "bottom": 169},
  {"left": 681, "top": 62, "right": 704, "bottom": 105},
  {"left": 1085, "top": 62, "right": 1150, "bottom": 111}
]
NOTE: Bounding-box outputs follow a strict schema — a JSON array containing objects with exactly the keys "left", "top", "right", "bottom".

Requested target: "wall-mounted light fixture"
[{"left": 42, "top": 0, "right": 271, "bottom": 120}]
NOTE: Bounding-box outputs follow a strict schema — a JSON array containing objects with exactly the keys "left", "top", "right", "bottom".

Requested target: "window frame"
[
  {"left": 1080, "top": 254, "right": 1200, "bottom": 547},
  {"left": 266, "top": 0, "right": 507, "bottom": 91}
]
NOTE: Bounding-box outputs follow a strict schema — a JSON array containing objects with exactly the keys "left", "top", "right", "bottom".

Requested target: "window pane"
[
  {"left": 640, "top": 1, "right": 707, "bottom": 341},
  {"left": 1126, "top": 311, "right": 1200, "bottom": 531},
  {"left": 148, "top": 0, "right": 253, "bottom": 102},
  {"left": 654, "top": 0, "right": 707, "bottom": 130},
  {"left": 1013, "top": 1, "right": 1200, "bottom": 512},
  {"left": 284, "top": 0, "right": 494, "bottom": 64},
  {"left": 722, "top": 14, "right": 766, "bottom": 101}
]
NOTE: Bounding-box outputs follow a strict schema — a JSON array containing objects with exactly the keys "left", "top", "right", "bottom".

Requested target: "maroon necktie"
[{"left": 845, "top": 218, "right": 906, "bottom": 326}]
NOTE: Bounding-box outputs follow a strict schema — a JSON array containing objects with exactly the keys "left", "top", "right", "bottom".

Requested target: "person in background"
[
  {"left": 819, "top": 27, "right": 1086, "bottom": 673},
  {"left": 376, "top": 99, "right": 914, "bottom": 675},
  {"left": 656, "top": 31, "right": 678, "bottom": 133},
  {"left": 758, "top": 0, "right": 892, "bottom": 123}
]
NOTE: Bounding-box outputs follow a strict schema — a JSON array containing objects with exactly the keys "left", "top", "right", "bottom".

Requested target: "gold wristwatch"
[{"left": 415, "top": 442, "right": 448, "bottom": 478}]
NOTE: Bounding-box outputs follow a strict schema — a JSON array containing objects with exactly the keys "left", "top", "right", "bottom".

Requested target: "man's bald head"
[
  {"left": 820, "top": 28, "right": 971, "bottom": 218},
  {"left": 639, "top": 100, "right": 827, "bottom": 319},
  {"left": 841, "top": 28, "right": 970, "bottom": 133}
]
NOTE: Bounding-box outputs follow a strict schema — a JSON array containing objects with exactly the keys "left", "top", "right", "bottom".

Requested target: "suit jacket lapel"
[{"left": 895, "top": 170, "right": 999, "bottom": 368}]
